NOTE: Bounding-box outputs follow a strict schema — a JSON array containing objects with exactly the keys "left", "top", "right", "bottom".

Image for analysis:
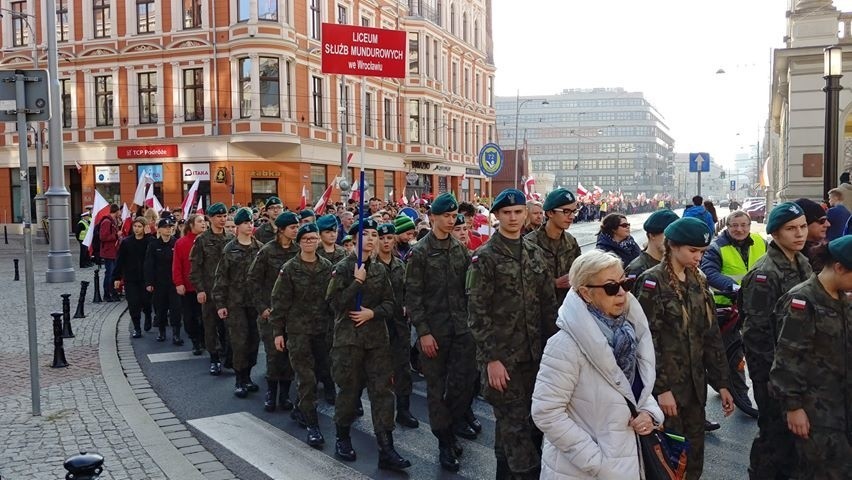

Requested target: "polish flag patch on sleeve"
[
  {"left": 643, "top": 279, "right": 657, "bottom": 290},
  {"left": 755, "top": 274, "right": 768, "bottom": 283},
  {"left": 471, "top": 255, "right": 479, "bottom": 263},
  {"left": 627, "top": 273, "right": 637, "bottom": 280},
  {"left": 791, "top": 298, "right": 807, "bottom": 310}
]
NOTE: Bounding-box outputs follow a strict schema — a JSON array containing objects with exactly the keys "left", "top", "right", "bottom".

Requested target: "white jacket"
[{"left": 532, "top": 289, "right": 664, "bottom": 479}]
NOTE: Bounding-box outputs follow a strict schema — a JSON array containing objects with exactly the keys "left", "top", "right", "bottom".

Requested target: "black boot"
[
  {"left": 234, "top": 371, "right": 248, "bottom": 398},
  {"left": 376, "top": 431, "right": 411, "bottom": 471},
  {"left": 131, "top": 318, "right": 142, "bottom": 339},
  {"left": 156, "top": 327, "right": 167, "bottom": 342},
  {"left": 244, "top": 369, "right": 259, "bottom": 392},
  {"left": 209, "top": 354, "right": 222, "bottom": 376},
  {"left": 495, "top": 454, "right": 511, "bottom": 480},
  {"left": 704, "top": 418, "right": 721, "bottom": 432},
  {"left": 465, "top": 408, "right": 482, "bottom": 433},
  {"left": 279, "top": 381, "right": 294, "bottom": 411},
  {"left": 435, "top": 430, "right": 460, "bottom": 472},
  {"left": 356, "top": 396, "right": 364, "bottom": 417},
  {"left": 191, "top": 338, "right": 203, "bottom": 356},
  {"left": 322, "top": 378, "right": 336, "bottom": 405},
  {"left": 172, "top": 327, "right": 184, "bottom": 346},
  {"left": 306, "top": 423, "right": 324, "bottom": 448},
  {"left": 395, "top": 395, "right": 419, "bottom": 428},
  {"left": 334, "top": 424, "right": 357, "bottom": 461},
  {"left": 453, "top": 419, "right": 478, "bottom": 439},
  {"left": 290, "top": 407, "right": 307, "bottom": 428},
  {"left": 264, "top": 379, "right": 279, "bottom": 412},
  {"left": 143, "top": 314, "right": 152, "bottom": 331}
]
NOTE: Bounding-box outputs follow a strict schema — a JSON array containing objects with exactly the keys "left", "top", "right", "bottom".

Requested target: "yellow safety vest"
[
  {"left": 714, "top": 232, "right": 767, "bottom": 306},
  {"left": 77, "top": 217, "right": 91, "bottom": 242}
]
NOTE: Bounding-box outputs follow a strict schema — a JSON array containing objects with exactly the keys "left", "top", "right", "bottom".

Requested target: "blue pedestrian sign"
[
  {"left": 730, "top": 180, "right": 736, "bottom": 191},
  {"left": 478, "top": 143, "right": 504, "bottom": 177},
  {"left": 689, "top": 152, "right": 711, "bottom": 173}
]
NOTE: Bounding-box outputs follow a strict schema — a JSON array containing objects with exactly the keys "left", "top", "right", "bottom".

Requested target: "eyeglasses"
[
  {"left": 619, "top": 223, "right": 631, "bottom": 229},
  {"left": 816, "top": 217, "right": 828, "bottom": 225},
  {"left": 586, "top": 278, "right": 635, "bottom": 296},
  {"left": 551, "top": 208, "right": 578, "bottom": 216},
  {"left": 300, "top": 237, "right": 319, "bottom": 243}
]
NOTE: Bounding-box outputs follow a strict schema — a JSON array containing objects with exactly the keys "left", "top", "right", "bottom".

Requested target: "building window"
[
  {"left": 452, "top": 118, "right": 458, "bottom": 151},
  {"left": 138, "top": 72, "right": 157, "bottom": 124},
  {"left": 259, "top": 57, "right": 280, "bottom": 117},
  {"left": 464, "top": 121, "right": 469, "bottom": 154},
  {"left": 383, "top": 98, "right": 392, "bottom": 140},
  {"left": 57, "top": 0, "right": 70, "bottom": 42},
  {"left": 487, "top": 76, "right": 494, "bottom": 107},
  {"left": 409, "top": 100, "right": 420, "bottom": 143},
  {"left": 474, "top": 19, "right": 479, "bottom": 49},
  {"left": 424, "top": 36, "right": 431, "bottom": 77},
  {"left": 364, "top": 92, "right": 372, "bottom": 137},
  {"left": 475, "top": 73, "right": 480, "bottom": 104},
  {"left": 339, "top": 83, "right": 350, "bottom": 133},
  {"left": 11, "top": 1, "right": 28, "bottom": 47},
  {"left": 93, "top": 0, "right": 111, "bottom": 38},
  {"left": 337, "top": 4, "right": 347, "bottom": 24},
  {"left": 285, "top": 60, "right": 292, "bottom": 118},
  {"left": 433, "top": 104, "right": 439, "bottom": 146},
  {"left": 384, "top": 171, "right": 394, "bottom": 201},
  {"left": 464, "top": 67, "right": 469, "bottom": 99},
  {"left": 239, "top": 58, "right": 252, "bottom": 118},
  {"left": 183, "top": 0, "right": 201, "bottom": 29},
  {"left": 251, "top": 179, "right": 278, "bottom": 208},
  {"left": 310, "top": 0, "right": 321, "bottom": 40},
  {"left": 408, "top": 32, "right": 419, "bottom": 75},
  {"left": 94, "top": 75, "right": 113, "bottom": 126},
  {"left": 451, "top": 62, "right": 458, "bottom": 94},
  {"left": 183, "top": 68, "right": 204, "bottom": 121},
  {"left": 312, "top": 75, "right": 323, "bottom": 126},
  {"left": 237, "top": 0, "right": 249, "bottom": 21},
  {"left": 259, "top": 0, "right": 277, "bottom": 20},
  {"left": 310, "top": 165, "right": 326, "bottom": 203},
  {"left": 60, "top": 79, "right": 72, "bottom": 128},
  {"left": 450, "top": 3, "right": 455, "bottom": 35},
  {"left": 360, "top": 15, "right": 370, "bottom": 26},
  {"left": 424, "top": 101, "right": 431, "bottom": 145},
  {"left": 462, "top": 12, "right": 468, "bottom": 42},
  {"left": 136, "top": 0, "right": 155, "bottom": 33}
]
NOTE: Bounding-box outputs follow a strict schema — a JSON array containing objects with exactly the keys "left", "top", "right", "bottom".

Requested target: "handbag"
[{"left": 624, "top": 398, "right": 688, "bottom": 480}]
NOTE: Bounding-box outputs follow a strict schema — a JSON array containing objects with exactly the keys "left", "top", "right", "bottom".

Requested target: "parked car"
[
  {"left": 741, "top": 197, "right": 765, "bottom": 212},
  {"left": 745, "top": 202, "right": 766, "bottom": 223}
]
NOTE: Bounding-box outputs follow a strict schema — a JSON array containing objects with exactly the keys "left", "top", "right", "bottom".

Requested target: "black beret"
[
  {"left": 275, "top": 211, "right": 299, "bottom": 229},
  {"left": 491, "top": 188, "right": 526, "bottom": 213},
  {"left": 265, "top": 196, "right": 282, "bottom": 209}
]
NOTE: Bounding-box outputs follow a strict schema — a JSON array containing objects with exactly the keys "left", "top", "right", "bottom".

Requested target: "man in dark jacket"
[
  {"left": 682, "top": 195, "right": 715, "bottom": 237},
  {"left": 145, "top": 218, "right": 182, "bottom": 344}
]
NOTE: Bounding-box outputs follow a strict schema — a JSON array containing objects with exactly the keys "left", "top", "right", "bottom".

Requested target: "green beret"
[
  {"left": 232, "top": 207, "right": 253, "bottom": 225},
  {"left": 299, "top": 209, "right": 316, "bottom": 219},
  {"left": 430, "top": 192, "right": 459, "bottom": 215},
  {"left": 393, "top": 215, "right": 415, "bottom": 234},
  {"left": 206, "top": 202, "right": 227, "bottom": 216},
  {"left": 491, "top": 188, "right": 526, "bottom": 213},
  {"left": 348, "top": 217, "right": 379, "bottom": 235},
  {"left": 664, "top": 217, "right": 712, "bottom": 247},
  {"left": 455, "top": 214, "right": 466, "bottom": 227},
  {"left": 828, "top": 235, "right": 852, "bottom": 270},
  {"left": 766, "top": 202, "right": 804, "bottom": 234},
  {"left": 643, "top": 209, "right": 680, "bottom": 234},
  {"left": 316, "top": 214, "right": 338, "bottom": 232},
  {"left": 296, "top": 223, "right": 319, "bottom": 243},
  {"left": 342, "top": 235, "right": 353, "bottom": 244},
  {"left": 228, "top": 205, "right": 238, "bottom": 213},
  {"left": 265, "top": 196, "right": 282, "bottom": 209},
  {"left": 377, "top": 223, "right": 396, "bottom": 236},
  {"left": 275, "top": 211, "right": 299, "bottom": 229},
  {"left": 543, "top": 188, "right": 576, "bottom": 211},
  {"left": 251, "top": 207, "right": 259, "bottom": 214}
]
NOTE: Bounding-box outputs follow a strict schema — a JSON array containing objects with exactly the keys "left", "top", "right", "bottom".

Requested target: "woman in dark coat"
[
  {"left": 596, "top": 213, "right": 641, "bottom": 267},
  {"left": 114, "top": 217, "right": 151, "bottom": 338}
]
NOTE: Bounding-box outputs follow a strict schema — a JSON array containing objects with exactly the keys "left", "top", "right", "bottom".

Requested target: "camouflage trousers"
[
  {"left": 256, "top": 317, "right": 293, "bottom": 382},
  {"left": 390, "top": 320, "right": 413, "bottom": 396},
  {"left": 419, "top": 331, "right": 476, "bottom": 431},
  {"left": 332, "top": 344, "right": 394, "bottom": 432},
  {"left": 663, "top": 389, "right": 705, "bottom": 480},
  {"left": 287, "top": 333, "right": 330, "bottom": 425},
  {"left": 202, "top": 302, "right": 231, "bottom": 363},
  {"left": 749, "top": 381, "right": 797, "bottom": 479},
  {"left": 225, "top": 305, "right": 259, "bottom": 372},
  {"left": 484, "top": 360, "right": 542, "bottom": 475},
  {"left": 795, "top": 427, "right": 852, "bottom": 480}
]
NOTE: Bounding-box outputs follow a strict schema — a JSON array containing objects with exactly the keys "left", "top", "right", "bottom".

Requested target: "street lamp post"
[
  {"left": 512, "top": 92, "right": 548, "bottom": 189},
  {"left": 823, "top": 45, "right": 843, "bottom": 201}
]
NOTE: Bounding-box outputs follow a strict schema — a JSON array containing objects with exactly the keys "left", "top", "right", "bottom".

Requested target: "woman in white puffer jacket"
[{"left": 532, "top": 250, "right": 663, "bottom": 479}]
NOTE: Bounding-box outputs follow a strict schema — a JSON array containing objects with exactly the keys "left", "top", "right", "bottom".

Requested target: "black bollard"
[
  {"left": 13, "top": 258, "right": 19, "bottom": 281},
  {"left": 51, "top": 312, "right": 68, "bottom": 368},
  {"left": 92, "top": 269, "right": 102, "bottom": 303},
  {"left": 73, "top": 281, "right": 89, "bottom": 319},
  {"left": 63, "top": 451, "right": 104, "bottom": 480},
  {"left": 3, "top": 225, "right": 7, "bottom": 244},
  {"left": 61, "top": 294, "right": 75, "bottom": 339}
]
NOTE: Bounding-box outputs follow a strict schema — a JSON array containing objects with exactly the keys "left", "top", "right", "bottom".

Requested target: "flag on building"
[
  {"left": 82, "top": 190, "right": 110, "bottom": 250},
  {"left": 181, "top": 179, "right": 200, "bottom": 219}
]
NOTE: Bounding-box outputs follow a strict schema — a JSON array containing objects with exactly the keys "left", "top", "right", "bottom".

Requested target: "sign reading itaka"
[{"left": 321, "top": 23, "right": 406, "bottom": 78}]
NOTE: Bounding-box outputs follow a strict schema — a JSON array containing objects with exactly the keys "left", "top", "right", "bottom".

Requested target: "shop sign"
[
  {"left": 215, "top": 167, "right": 227, "bottom": 183},
  {"left": 118, "top": 144, "right": 178, "bottom": 159},
  {"left": 182, "top": 162, "right": 210, "bottom": 181},
  {"left": 137, "top": 164, "right": 163, "bottom": 183},
  {"left": 250, "top": 170, "right": 281, "bottom": 178},
  {"left": 95, "top": 166, "right": 120, "bottom": 183},
  {"left": 321, "top": 24, "right": 406, "bottom": 78},
  {"left": 465, "top": 167, "right": 481, "bottom": 176}
]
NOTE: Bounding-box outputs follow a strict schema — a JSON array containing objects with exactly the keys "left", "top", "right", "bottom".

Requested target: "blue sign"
[
  {"left": 730, "top": 180, "right": 736, "bottom": 191},
  {"left": 688, "top": 152, "right": 710, "bottom": 173},
  {"left": 478, "top": 143, "right": 504, "bottom": 177},
  {"left": 137, "top": 164, "right": 163, "bottom": 182}
]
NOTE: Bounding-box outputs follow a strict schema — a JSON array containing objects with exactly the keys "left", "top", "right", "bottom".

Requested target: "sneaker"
[{"left": 131, "top": 330, "right": 142, "bottom": 339}]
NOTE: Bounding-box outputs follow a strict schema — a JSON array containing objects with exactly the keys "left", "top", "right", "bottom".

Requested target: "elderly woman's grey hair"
[
  {"left": 725, "top": 210, "right": 751, "bottom": 226},
  {"left": 569, "top": 249, "right": 623, "bottom": 290}
]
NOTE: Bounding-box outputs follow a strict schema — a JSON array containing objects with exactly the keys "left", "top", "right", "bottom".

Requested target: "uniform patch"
[
  {"left": 755, "top": 274, "right": 767, "bottom": 283},
  {"left": 643, "top": 279, "right": 657, "bottom": 290},
  {"left": 791, "top": 298, "right": 807, "bottom": 310},
  {"left": 471, "top": 255, "right": 479, "bottom": 263},
  {"left": 627, "top": 273, "right": 637, "bottom": 280}
]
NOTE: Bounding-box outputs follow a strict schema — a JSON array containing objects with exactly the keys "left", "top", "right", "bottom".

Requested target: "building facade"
[
  {"left": 495, "top": 88, "right": 675, "bottom": 198},
  {"left": 0, "top": 0, "right": 496, "bottom": 221}
]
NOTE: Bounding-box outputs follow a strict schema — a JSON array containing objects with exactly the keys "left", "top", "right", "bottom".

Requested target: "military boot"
[
  {"left": 171, "top": 327, "right": 184, "bottom": 346},
  {"left": 191, "top": 338, "right": 203, "bottom": 356},
  {"left": 434, "top": 429, "right": 460, "bottom": 472},
  {"left": 306, "top": 421, "right": 324, "bottom": 448},
  {"left": 290, "top": 407, "right": 307, "bottom": 428},
  {"left": 130, "top": 317, "right": 142, "bottom": 339},
  {"left": 143, "top": 314, "right": 152, "bottom": 332},
  {"left": 264, "top": 379, "right": 279, "bottom": 412},
  {"left": 234, "top": 371, "right": 248, "bottom": 398},
  {"left": 355, "top": 393, "right": 364, "bottom": 417},
  {"left": 465, "top": 408, "right": 482, "bottom": 433},
  {"left": 243, "top": 369, "right": 259, "bottom": 392},
  {"left": 453, "top": 419, "right": 477, "bottom": 439},
  {"left": 376, "top": 431, "right": 411, "bottom": 471},
  {"left": 395, "top": 395, "right": 419, "bottom": 428},
  {"left": 155, "top": 326, "right": 167, "bottom": 342},
  {"left": 495, "top": 454, "right": 511, "bottom": 480},
  {"left": 334, "top": 424, "right": 357, "bottom": 461},
  {"left": 279, "top": 381, "right": 294, "bottom": 410},
  {"left": 209, "top": 353, "right": 222, "bottom": 376}
]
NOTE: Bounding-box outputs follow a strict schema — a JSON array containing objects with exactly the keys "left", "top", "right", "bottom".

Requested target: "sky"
[{"left": 490, "top": 0, "right": 843, "bottom": 169}]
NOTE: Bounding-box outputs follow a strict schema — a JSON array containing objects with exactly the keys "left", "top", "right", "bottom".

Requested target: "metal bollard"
[
  {"left": 61, "top": 294, "right": 75, "bottom": 338},
  {"left": 73, "top": 281, "right": 89, "bottom": 319},
  {"left": 13, "top": 258, "right": 19, "bottom": 281},
  {"left": 3, "top": 225, "right": 7, "bottom": 244},
  {"left": 51, "top": 312, "right": 68, "bottom": 368},
  {"left": 92, "top": 269, "right": 102, "bottom": 303},
  {"left": 63, "top": 451, "right": 104, "bottom": 480}
]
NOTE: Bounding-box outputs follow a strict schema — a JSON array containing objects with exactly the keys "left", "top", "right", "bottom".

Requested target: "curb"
[{"left": 100, "top": 306, "right": 236, "bottom": 480}]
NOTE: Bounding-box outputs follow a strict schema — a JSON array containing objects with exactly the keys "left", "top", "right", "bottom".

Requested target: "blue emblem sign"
[{"left": 478, "top": 143, "right": 504, "bottom": 177}]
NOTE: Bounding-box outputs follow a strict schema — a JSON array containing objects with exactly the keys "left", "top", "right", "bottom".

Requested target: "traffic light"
[{"left": 720, "top": 171, "right": 726, "bottom": 179}]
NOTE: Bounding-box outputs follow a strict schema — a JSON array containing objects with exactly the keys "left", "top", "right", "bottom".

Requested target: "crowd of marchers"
[{"left": 72, "top": 185, "right": 851, "bottom": 480}]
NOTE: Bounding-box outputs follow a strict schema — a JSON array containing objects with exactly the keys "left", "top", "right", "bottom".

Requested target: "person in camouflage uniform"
[
  {"left": 770, "top": 236, "right": 852, "bottom": 480},
  {"left": 625, "top": 209, "right": 679, "bottom": 279},
  {"left": 254, "top": 196, "right": 283, "bottom": 244},
  {"left": 212, "top": 208, "right": 263, "bottom": 398},
  {"left": 247, "top": 211, "right": 300, "bottom": 411},
  {"left": 740, "top": 202, "right": 813, "bottom": 479},
  {"left": 467, "top": 189, "right": 558, "bottom": 479},
  {"left": 317, "top": 214, "right": 347, "bottom": 267},
  {"left": 404, "top": 193, "right": 475, "bottom": 472},
  {"left": 524, "top": 187, "right": 581, "bottom": 314},
  {"left": 326, "top": 218, "right": 411, "bottom": 471},
  {"left": 189, "top": 202, "right": 234, "bottom": 376},
  {"left": 270, "top": 223, "right": 334, "bottom": 448},
  {"left": 634, "top": 217, "right": 734, "bottom": 479}
]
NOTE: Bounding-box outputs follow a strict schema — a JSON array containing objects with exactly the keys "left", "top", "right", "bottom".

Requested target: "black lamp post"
[{"left": 823, "top": 45, "right": 843, "bottom": 201}]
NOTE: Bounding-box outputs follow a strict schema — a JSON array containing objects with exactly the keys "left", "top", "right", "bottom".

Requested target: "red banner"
[
  {"left": 321, "top": 23, "right": 406, "bottom": 78},
  {"left": 117, "top": 144, "right": 178, "bottom": 159}
]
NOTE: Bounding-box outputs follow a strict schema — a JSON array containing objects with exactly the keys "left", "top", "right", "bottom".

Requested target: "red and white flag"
[
  {"left": 75, "top": 160, "right": 82, "bottom": 174},
  {"left": 195, "top": 196, "right": 204, "bottom": 215},
  {"left": 351, "top": 181, "right": 361, "bottom": 203},
  {"left": 181, "top": 179, "right": 200, "bottom": 219},
  {"left": 313, "top": 180, "right": 336, "bottom": 214},
  {"left": 400, "top": 187, "right": 408, "bottom": 205},
  {"left": 523, "top": 176, "right": 536, "bottom": 200},
  {"left": 298, "top": 185, "right": 308, "bottom": 211},
  {"left": 145, "top": 185, "right": 164, "bottom": 214},
  {"left": 82, "top": 190, "right": 110, "bottom": 249},
  {"left": 577, "top": 183, "right": 589, "bottom": 196},
  {"left": 593, "top": 184, "right": 603, "bottom": 195},
  {"left": 120, "top": 203, "right": 132, "bottom": 237},
  {"left": 133, "top": 172, "right": 154, "bottom": 206}
]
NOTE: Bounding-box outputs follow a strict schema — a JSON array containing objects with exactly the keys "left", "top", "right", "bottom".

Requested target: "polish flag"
[
  {"left": 523, "top": 176, "right": 536, "bottom": 200},
  {"left": 298, "top": 185, "right": 307, "bottom": 211},
  {"left": 133, "top": 172, "right": 154, "bottom": 206},
  {"left": 75, "top": 159, "right": 82, "bottom": 174},
  {"left": 145, "top": 185, "right": 164, "bottom": 214},
  {"left": 400, "top": 187, "right": 408, "bottom": 205},
  {"left": 195, "top": 196, "right": 204, "bottom": 215},
  {"left": 82, "top": 190, "right": 110, "bottom": 249},
  {"left": 593, "top": 184, "right": 603, "bottom": 195},
  {"left": 181, "top": 179, "right": 200, "bottom": 219},
  {"left": 577, "top": 183, "right": 589, "bottom": 196},
  {"left": 120, "top": 203, "right": 132, "bottom": 237},
  {"left": 313, "top": 180, "right": 335, "bottom": 214},
  {"left": 351, "top": 181, "right": 361, "bottom": 203}
]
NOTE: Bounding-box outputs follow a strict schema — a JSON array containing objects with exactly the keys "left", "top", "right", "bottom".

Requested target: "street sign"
[
  {"left": 478, "top": 143, "right": 504, "bottom": 177},
  {"left": 0, "top": 69, "right": 51, "bottom": 122},
  {"left": 688, "top": 152, "right": 711, "bottom": 173},
  {"left": 321, "top": 24, "right": 406, "bottom": 78},
  {"left": 730, "top": 180, "right": 736, "bottom": 191}
]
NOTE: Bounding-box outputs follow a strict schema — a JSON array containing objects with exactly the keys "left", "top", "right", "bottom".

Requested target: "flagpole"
[{"left": 356, "top": 76, "right": 366, "bottom": 310}]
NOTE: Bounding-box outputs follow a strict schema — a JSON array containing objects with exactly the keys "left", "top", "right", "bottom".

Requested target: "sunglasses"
[
  {"left": 619, "top": 223, "right": 631, "bottom": 229},
  {"left": 586, "top": 278, "right": 635, "bottom": 296},
  {"left": 816, "top": 217, "right": 828, "bottom": 225}
]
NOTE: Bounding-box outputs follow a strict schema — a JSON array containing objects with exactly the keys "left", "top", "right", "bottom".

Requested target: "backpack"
[{"left": 91, "top": 218, "right": 103, "bottom": 257}]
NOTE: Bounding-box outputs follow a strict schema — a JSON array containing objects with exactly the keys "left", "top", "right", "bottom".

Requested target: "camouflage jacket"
[
  {"left": 625, "top": 251, "right": 660, "bottom": 280},
  {"left": 254, "top": 222, "right": 277, "bottom": 245},
  {"left": 318, "top": 243, "right": 347, "bottom": 267},
  {"left": 634, "top": 264, "right": 730, "bottom": 404},
  {"left": 524, "top": 226, "right": 580, "bottom": 305},
  {"left": 378, "top": 255, "right": 406, "bottom": 324},
  {"left": 247, "top": 240, "right": 300, "bottom": 314},
  {"left": 212, "top": 238, "right": 263, "bottom": 309},
  {"left": 770, "top": 274, "right": 851, "bottom": 430},
  {"left": 739, "top": 242, "right": 812, "bottom": 382},
  {"left": 269, "top": 255, "right": 334, "bottom": 338},
  {"left": 326, "top": 254, "right": 395, "bottom": 349},
  {"left": 188, "top": 229, "right": 233, "bottom": 294},
  {"left": 404, "top": 231, "right": 471, "bottom": 338},
  {"left": 467, "top": 232, "right": 558, "bottom": 367}
]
